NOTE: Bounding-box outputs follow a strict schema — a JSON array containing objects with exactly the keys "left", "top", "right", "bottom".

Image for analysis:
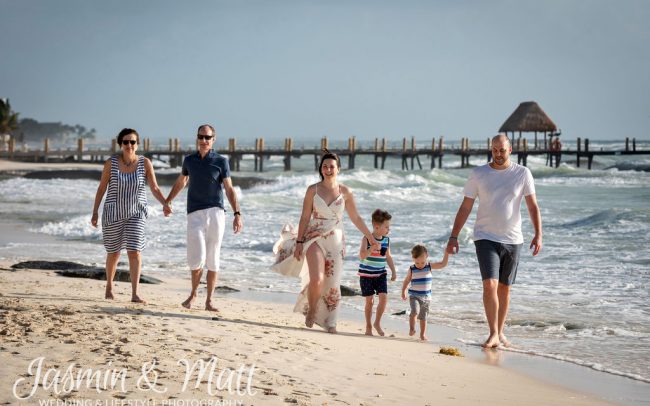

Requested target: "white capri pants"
[{"left": 187, "top": 207, "right": 225, "bottom": 272}]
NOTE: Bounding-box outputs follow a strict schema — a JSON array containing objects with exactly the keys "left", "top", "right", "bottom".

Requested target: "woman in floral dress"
[{"left": 272, "top": 151, "right": 379, "bottom": 333}]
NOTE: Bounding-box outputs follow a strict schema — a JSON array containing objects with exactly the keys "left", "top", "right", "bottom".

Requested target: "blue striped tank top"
[
  {"left": 102, "top": 155, "right": 148, "bottom": 225},
  {"left": 408, "top": 263, "right": 432, "bottom": 297},
  {"left": 357, "top": 236, "right": 389, "bottom": 277}
]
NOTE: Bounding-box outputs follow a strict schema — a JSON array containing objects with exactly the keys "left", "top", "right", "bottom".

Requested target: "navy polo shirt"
[{"left": 181, "top": 150, "right": 231, "bottom": 214}]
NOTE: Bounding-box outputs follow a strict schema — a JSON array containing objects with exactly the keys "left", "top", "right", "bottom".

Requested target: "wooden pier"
[{"left": 0, "top": 136, "right": 646, "bottom": 172}]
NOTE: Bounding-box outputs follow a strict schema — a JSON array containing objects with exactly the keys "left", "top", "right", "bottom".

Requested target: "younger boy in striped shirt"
[
  {"left": 401, "top": 244, "right": 449, "bottom": 341},
  {"left": 358, "top": 209, "right": 397, "bottom": 336}
]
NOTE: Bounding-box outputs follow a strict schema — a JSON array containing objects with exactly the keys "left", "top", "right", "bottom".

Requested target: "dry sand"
[{"left": 0, "top": 261, "right": 613, "bottom": 405}]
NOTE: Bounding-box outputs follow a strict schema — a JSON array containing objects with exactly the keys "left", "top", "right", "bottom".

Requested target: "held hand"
[
  {"left": 446, "top": 238, "right": 459, "bottom": 255},
  {"left": 91, "top": 212, "right": 98, "bottom": 228},
  {"left": 368, "top": 238, "right": 381, "bottom": 252},
  {"left": 530, "top": 234, "right": 542, "bottom": 256},
  {"left": 163, "top": 203, "right": 172, "bottom": 217},
  {"left": 233, "top": 215, "right": 243, "bottom": 234},
  {"left": 293, "top": 243, "right": 303, "bottom": 260}
]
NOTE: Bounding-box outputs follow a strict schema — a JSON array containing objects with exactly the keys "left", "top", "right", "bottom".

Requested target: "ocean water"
[{"left": 0, "top": 141, "right": 649, "bottom": 385}]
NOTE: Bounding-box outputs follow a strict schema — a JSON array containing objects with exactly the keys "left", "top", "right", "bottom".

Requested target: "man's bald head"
[{"left": 492, "top": 134, "right": 511, "bottom": 147}]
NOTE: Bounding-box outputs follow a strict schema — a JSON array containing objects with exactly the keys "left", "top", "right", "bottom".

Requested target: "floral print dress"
[{"left": 272, "top": 189, "right": 346, "bottom": 330}]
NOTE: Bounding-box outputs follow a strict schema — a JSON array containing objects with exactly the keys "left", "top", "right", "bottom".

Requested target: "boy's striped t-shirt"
[
  {"left": 408, "top": 263, "right": 432, "bottom": 297},
  {"left": 357, "top": 236, "right": 390, "bottom": 277}
]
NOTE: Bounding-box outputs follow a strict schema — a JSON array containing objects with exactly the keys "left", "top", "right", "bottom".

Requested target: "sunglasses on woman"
[{"left": 121, "top": 140, "right": 137, "bottom": 145}]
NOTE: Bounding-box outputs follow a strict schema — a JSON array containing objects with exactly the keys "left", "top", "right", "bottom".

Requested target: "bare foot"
[
  {"left": 181, "top": 295, "right": 196, "bottom": 309},
  {"left": 373, "top": 322, "right": 385, "bottom": 337},
  {"left": 305, "top": 311, "right": 315, "bottom": 328},
  {"left": 420, "top": 335, "right": 428, "bottom": 341},
  {"left": 482, "top": 333, "right": 500, "bottom": 348},
  {"left": 105, "top": 290, "right": 114, "bottom": 300},
  {"left": 409, "top": 328, "right": 416, "bottom": 336},
  {"left": 365, "top": 327, "right": 373, "bottom": 336},
  {"left": 205, "top": 302, "right": 219, "bottom": 312},
  {"left": 499, "top": 334, "right": 511, "bottom": 348},
  {"left": 327, "top": 327, "right": 337, "bottom": 334},
  {"left": 131, "top": 296, "right": 147, "bottom": 304}
]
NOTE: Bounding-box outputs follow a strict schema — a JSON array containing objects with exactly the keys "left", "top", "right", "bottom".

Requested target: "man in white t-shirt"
[{"left": 447, "top": 134, "right": 542, "bottom": 348}]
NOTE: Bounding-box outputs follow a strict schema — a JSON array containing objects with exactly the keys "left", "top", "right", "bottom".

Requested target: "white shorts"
[{"left": 187, "top": 207, "right": 226, "bottom": 272}]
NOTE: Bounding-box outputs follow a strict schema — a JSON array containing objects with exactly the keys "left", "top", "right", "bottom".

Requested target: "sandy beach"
[{"left": 0, "top": 260, "right": 616, "bottom": 406}]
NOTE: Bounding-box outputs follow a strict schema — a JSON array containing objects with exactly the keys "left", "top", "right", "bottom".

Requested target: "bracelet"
[
  {"left": 296, "top": 240, "right": 304, "bottom": 244},
  {"left": 233, "top": 211, "right": 241, "bottom": 216},
  {"left": 448, "top": 236, "right": 458, "bottom": 240}
]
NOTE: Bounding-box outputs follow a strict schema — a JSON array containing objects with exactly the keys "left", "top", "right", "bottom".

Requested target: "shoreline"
[
  {"left": 0, "top": 262, "right": 616, "bottom": 405},
  {"left": 232, "top": 290, "right": 650, "bottom": 406},
  {"left": 1, "top": 240, "right": 648, "bottom": 404}
]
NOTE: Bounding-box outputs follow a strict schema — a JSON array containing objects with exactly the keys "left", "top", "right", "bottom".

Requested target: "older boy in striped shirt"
[{"left": 358, "top": 209, "right": 396, "bottom": 336}]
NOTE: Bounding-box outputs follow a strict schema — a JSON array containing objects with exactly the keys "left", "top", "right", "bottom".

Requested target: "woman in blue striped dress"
[{"left": 91, "top": 128, "right": 170, "bottom": 303}]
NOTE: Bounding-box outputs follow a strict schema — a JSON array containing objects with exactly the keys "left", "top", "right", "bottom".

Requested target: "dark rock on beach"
[
  {"left": 11, "top": 260, "right": 162, "bottom": 284},
  {"left": 55, "top": 269, "right": 162, "bottom": 284},
  {"left": 215, "top": 285, "right": 240, "bottom": 293},
  {"left": 392, "top": 310, "right": 407, "bottom": 316},
  {"left": 12, "top": 260, "right": 92, "bottom": 270},
  {"left": 340, "top": 285, "right": 360, "bottom": 296}
]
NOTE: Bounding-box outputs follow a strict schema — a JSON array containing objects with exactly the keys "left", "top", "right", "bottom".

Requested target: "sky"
[{"left": 1, "top": 0, "right": 649, "bottom": 145}]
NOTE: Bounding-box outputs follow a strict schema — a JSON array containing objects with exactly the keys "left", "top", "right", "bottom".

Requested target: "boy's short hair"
[
  {"left": 371, "top": 209, "right": 392, "bottom": 224},
  {"left": 411, "top": 244, "right": 428, "bottom": 258}
]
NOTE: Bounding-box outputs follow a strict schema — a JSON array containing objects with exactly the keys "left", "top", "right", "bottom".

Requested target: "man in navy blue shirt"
[{"left": 166, "top": 124, "right": 243, "bottom": 312}]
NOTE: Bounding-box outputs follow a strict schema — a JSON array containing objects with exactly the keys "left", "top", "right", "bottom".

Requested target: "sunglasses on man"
[
  {"left": 197, "top": 135, "right": 214, "bottom": 141},
  {"left": 121, "top": 140, "right": 137, "bottom": 145}
]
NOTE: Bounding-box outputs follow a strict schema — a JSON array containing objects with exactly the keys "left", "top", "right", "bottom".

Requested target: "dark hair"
[
  {"left": 411, "top": 244, "right": 428, "bottom": 258},
  {"left": 197, "top": 124, "right": 215, "bottom": 136},
  {"left": 318, "top": 149, "right": 341, "bottom": 181},
  {"left": 372, "top": 209, "right": 392, "bottom": 224},
  {"left": 117, "top": 128, "right": 139, "bottom": 144}
]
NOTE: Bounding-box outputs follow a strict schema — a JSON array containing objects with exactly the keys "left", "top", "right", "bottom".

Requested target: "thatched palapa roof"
[{"left": 499, "top": 101, "right": 557, "bottom": 133}]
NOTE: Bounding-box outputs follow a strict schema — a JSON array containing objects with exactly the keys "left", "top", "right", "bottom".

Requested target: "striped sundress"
[{"left": 101, "top": 155, "right": 148, "bottom": 253}]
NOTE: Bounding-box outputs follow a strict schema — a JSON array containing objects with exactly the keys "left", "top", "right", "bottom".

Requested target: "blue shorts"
[
  {"left": 359, "top": 274, "right": 388, "bottom": 296},
  {"left": 474, "top": 240, "right": 522, "bottom": 286}
]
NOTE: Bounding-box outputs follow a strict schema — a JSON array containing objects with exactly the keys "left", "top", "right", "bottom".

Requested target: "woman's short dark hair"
[
  {"left": 117, "top": 128, "right": 139, "bottom": 144},
  {"left": 318, "top": 149, "right": 341, "bottom": 181}
]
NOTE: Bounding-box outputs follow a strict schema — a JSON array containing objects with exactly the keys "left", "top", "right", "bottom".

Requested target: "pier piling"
[{"left": 3, "top": 136, "right": 646, "bottom": 172}]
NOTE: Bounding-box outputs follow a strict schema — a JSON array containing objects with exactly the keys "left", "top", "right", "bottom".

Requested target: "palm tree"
[{"left": 0, "top": 98, "right": 19, "bottom": 135}]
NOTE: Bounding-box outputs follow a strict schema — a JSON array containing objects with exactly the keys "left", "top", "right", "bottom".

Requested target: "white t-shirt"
[{"left": 463, "top": 163, "right": 536, "bottom": 244}]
